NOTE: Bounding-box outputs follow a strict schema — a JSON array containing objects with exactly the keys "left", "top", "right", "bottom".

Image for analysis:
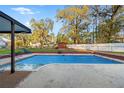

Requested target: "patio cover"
[{"left": 0, "top": 11, "right": 31, "bottom": 73}]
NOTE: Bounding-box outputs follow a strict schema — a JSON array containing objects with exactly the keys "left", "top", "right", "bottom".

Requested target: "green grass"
[
  {"left": 0, "top": 48, "right": 79, "bottom": 55},
  {"left": 27, "top": 48, "right": 78, "bottom": 53},
  {"left": 110, "top": 52, "right": 124, "bottom": 55},
  {"left": 0, "top": 49, "right": 11, "bottom": 55},
  {"left": 0, "top": 49, "right": 24, "bottom": 55}
]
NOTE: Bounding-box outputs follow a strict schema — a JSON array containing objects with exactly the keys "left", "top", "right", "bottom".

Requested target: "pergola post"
[
  {"left": 0, "top": 11, "right": 31, "bottom": 73},
  {"left": 11, "top": 21, "right": 15, "bottom": 73}
]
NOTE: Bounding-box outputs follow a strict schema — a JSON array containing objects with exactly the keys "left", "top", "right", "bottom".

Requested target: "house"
[
  {"left": 30, "top": 42, "right": 41, "bottom": 48},
  {"left": 0, "top": 37, "right": 9, "bottom": 48}
]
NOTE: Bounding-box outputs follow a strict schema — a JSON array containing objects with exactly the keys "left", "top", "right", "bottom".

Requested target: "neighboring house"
[
  {"left": 30, "top": 42, "right": 41, "bottom": 48},
  {"left": 0, "top": 37, "right": 9, "bottom": 48}
]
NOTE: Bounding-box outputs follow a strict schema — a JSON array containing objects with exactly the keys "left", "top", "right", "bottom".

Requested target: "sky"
[{"left": 0, "top": 5, "right": 65, "bottom": 35}]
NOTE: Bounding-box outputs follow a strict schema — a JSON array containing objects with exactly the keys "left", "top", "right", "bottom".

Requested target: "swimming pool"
[{"left": 0, "top": 55, "right": 123, "bottom": 71}]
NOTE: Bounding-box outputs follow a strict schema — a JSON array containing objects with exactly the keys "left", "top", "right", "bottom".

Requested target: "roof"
[{"left": 0, "top": 11, "right": 31, "bottom": 33}]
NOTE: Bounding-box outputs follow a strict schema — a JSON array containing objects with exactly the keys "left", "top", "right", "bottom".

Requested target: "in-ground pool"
[{"left": 0, "top": 55, "right": 123, "bottom": 71}]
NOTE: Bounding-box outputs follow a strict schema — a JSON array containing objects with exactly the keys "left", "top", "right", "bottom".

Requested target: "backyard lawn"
[
  {"left": 110, "top": 52, "right": 124, "bottom": 55},
  {"left": 0, "top": 48, "right": 124, "bottom": 55},
  {"left": 0, "top": 48, "right": 80, "bottom": 55},
  {"left": 0, "top": 49, "right": 23, "bottom": 55},
  {"left": 27, "top": 48, "right": 78, "bottom": 53}
]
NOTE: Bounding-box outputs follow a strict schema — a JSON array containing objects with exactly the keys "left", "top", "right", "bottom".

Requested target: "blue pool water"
[{"left": 0, "top": 55, "right": 122, "bottom": 71}]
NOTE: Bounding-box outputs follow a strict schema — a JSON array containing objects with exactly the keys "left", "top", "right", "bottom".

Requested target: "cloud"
[{"left": 11, "top": 7, "right": 40, "bottom": 15}]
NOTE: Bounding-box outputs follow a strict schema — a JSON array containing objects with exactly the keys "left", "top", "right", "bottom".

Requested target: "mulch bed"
[
  {"left": 0, "top": 71, "right": 31, "bottom": 88},
  {"left": 0, "top": 53, "right": 27, "bottom": 59},
  {"left": 0, "top": 52, "right": 93, "bottom": 59},
  {"left": 33, "top": 52, "right": 92, "bottom": 54},
  {"left": 94, "top": 52, "right": 124, "bottom": 61}
]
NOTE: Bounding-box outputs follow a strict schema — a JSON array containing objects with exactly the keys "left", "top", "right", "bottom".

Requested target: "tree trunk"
[{"left": 73, "top": 38, "right": 76, "bottom": 44}]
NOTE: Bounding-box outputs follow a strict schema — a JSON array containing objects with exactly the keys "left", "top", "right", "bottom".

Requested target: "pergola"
[{"left": 0, "top": 11, "right": 31, "bottom": 73}]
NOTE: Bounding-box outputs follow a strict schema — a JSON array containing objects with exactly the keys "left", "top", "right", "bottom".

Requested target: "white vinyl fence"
[{"left": 67, "top": 43, "right": 124, "bottom": 52}]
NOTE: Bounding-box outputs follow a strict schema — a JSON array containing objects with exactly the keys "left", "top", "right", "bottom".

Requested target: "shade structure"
[
  {"left": 0, "top": 11, "right": 31, "bottom": 33},
  {"left": 0, "top": 11, "right": 31, "bottom": 73}
]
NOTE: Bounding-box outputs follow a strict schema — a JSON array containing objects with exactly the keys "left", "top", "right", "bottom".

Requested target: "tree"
[
  {"left": 99, "top": 6, "right": 123, "bottom": 43},
  {"left": 15, "top": 34, "right": 32, "bottom": 48},
  {"left": 56, "top": 32, "right": 69, "bottom": 44},
  {"left": 90, "top": 5, "right": 124, "bottom": 43},
  {"left": 56, "top": 5, "right": 89, "bottom": 44},
  {"left": 30, "top": 18, "right": 54, "bottom": 48}
]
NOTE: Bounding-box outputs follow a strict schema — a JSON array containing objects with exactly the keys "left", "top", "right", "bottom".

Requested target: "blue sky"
[{"left": 0, "top": 5, "right": 65, "bottom": 35}]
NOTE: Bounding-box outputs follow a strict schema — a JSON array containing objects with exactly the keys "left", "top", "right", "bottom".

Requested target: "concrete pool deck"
[{"left": 17, "top": 64, "right": 124, "bottom": 88}]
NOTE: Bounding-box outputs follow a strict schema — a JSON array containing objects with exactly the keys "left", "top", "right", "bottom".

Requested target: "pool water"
[{"left": 0, "top": 55, "right": 123, "bottom": 71}]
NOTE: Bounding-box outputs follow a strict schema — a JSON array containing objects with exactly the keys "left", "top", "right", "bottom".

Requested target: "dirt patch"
[{"left": 0, "top": 71, "right": 31, "bottom": 88}]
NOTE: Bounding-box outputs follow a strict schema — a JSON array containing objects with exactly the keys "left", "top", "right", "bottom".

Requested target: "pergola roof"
[{"left": 0, "top": 11, "right": 31, "bottom": 33}]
